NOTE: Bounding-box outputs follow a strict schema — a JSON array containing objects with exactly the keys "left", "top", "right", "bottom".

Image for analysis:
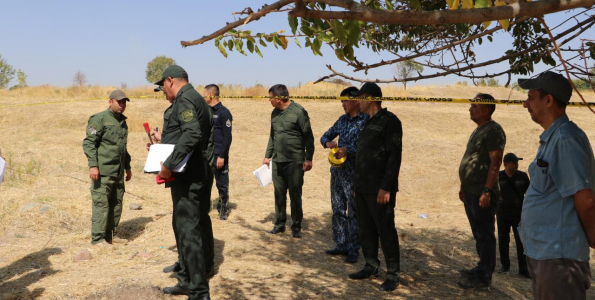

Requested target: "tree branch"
[
  {"left": 180, "top": 0, "right": 295, "bottom": 47},
  {"left": 290, "top": 0, "right": 595, "bottom": 25}
]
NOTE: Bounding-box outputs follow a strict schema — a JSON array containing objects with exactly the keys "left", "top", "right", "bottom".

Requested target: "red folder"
[{"left": 156, "top": 175, "right": 175, "bottom": 184}]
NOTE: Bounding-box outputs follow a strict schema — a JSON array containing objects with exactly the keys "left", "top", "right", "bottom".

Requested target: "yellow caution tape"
[
  {"left": 1, "top": 95, "right": 594, "bottom": 108},
  {"left": 328, "top": 148, "right": 347, "bottom": 167}
]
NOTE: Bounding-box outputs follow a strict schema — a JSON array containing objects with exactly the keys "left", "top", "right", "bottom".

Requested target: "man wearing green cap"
[
  {"left": 150, "top": 65, "right": 213, "bottom": 300},
  {"left": 82, "top": 89, "right": 132, "bottom": 246}
]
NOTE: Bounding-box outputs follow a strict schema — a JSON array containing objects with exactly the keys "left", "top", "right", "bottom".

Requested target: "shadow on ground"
[
  {"left": 0, "top": 247, "right": 63, "bottom": 300},
  {"left": 220, "top": 211, "right": 538, "bottom": 300},
  {"left": 117, "top": 217, "right": 154, "bottom": 241}
]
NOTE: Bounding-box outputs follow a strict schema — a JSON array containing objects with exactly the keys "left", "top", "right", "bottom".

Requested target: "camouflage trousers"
[
  {"left": 90, "top": 175, "right": 124, "bottom": 244},
  {"left": 330, "top": 161, "right": 359, "bottom": 256}
]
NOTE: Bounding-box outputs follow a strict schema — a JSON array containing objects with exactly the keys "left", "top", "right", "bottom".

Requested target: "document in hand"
[
  {"left": 253, "top": 164, "right": 273, "bottom": 187},
  {"left": 0, "top": 156, "right": 5, "bottom": 187},
  {"left": 144, "top": 144, "right": 192, "bottom": 173}
]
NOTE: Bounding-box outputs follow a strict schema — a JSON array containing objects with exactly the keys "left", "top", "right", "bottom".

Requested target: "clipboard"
[{"left": 144, "top": 144, "right": 192, "bottom": 174}]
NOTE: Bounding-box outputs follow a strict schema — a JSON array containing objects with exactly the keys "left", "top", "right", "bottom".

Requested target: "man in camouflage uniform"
[{"left": 82, "top": 89, "right": 132, "bottom": 246}]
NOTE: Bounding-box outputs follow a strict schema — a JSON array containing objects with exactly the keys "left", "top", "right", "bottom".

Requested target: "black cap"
[
  {"left": 517, "top": 71, "right": 572, "bottom": 103},
  {"left": 351, "top": 82, "right": 382, "bottom": 97},
  {"left": 154, "top": 86, "right": 163, "bottom": 92},
  {"left": 154, "top": 65, "right": 188, "bottom": 86},
  {"left": 503, "top": 153, "right": 523, "bottom": 163}
]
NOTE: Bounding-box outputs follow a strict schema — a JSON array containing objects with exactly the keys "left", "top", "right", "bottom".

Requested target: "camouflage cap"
[
  {"left": 109, "top": 89, "right": 130, "bottom": 101},
  {"left": 154, "top": 65, "right": 189, "bottom": 86}
]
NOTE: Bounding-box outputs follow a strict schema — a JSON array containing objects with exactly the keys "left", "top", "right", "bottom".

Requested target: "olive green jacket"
[
  {"left": 161, "top": 84, "right": 213, "bottom": 181},
  {"left": 82, "top": 108, "right": 131, "bottom": 177},
  {"left": 265, "top": 101, "right": 315, "bottom": 163}
]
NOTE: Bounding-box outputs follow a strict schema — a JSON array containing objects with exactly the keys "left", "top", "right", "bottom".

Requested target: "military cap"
[
  {"left": 154, "top": 65, "right": 189, "bottom": 86},
  {"left": 109, "top": 89, "right": 130, "bottom": 102}
]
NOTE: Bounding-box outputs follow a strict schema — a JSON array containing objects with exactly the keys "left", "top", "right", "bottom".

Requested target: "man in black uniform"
[
  {"left": 497, "top": 153, "right": 530, "bottom": 278},
  {"left": 349, "top": 82, "right": 402, "bottom": 292},
  {"left": 204, "top": 84, "right": 233, "bottom": 220},
  {"left": 150, "top": 65, "right": 213, "bottom": 300}
]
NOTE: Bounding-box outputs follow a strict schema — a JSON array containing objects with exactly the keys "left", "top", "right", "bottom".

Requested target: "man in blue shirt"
[
  {"left": 518, "top": 71, "right": 595, "bottom": 300},
  {"left": 204, "top": 84, "right": 233, "bottom": 220},
  {"left": 320, "top": 86, "right": 367, "bottom": 264}
]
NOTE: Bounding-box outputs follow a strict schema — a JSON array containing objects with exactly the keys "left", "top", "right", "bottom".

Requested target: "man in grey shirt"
[{"left": 519, "top": 71, "right": 595, "bottom": 300}]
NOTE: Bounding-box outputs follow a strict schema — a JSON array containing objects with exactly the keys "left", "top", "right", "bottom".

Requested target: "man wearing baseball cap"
[
  {"left": 349, "top": 82, "right": 402, "bottom": 292},
  {"left": 82, "top": 89, "right": 132, "bottom": 246},
  {"left": 149, "top": 65, "right": 214, "bottom": 300},
  {"left": 518, "top": 71, "right": 595, "bottom": 299},
  {"left": 496, "top": 153, "right": 530, "bottom": 278}
]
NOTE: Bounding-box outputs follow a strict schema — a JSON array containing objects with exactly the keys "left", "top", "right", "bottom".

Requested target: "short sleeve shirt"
[
  {"left": 459, "top": 120, "right": 506, "bottom": 195},
  {"left": 520, "top": 115, "right": 595, "bottom": 261}
]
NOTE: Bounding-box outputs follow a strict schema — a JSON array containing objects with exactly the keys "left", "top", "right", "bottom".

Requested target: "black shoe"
[
  {"left": 519, "top": 270, "right": 531, "bottom": 279},
  {"left": 163, "top": 285, "right": 190, "bottom": 295},
  {"left": 292, "top": 229, "right": 302, "bottom": 238},
  {"left": 459, "top": 267, "right": 478, "bottom": 277},
  {"left": 379, "top": 279, "right": 399, "bottom": 292},
  {"left": 325, "top": 248, "right": 346, "bottom": 256},
  {"left": 457, "top": 276, "right": 490, "bottom": 289},
  {"left": 344, "top": 254, "right": 358, "bottom": 264},
  {"left": 162, "top": 262, "right": 181, "bottom": 273},
  {"left": 206, "top": 267, "right": 216, "bottom": 279},
  {"left": 269, "top": 227, "right": 285, "bottom": 234},
  {"left": 348, "top": 268, "right": 379, "bottom": 280},
  {"left": 497, "top": 267, "right": 509, "bottom": 273},
  {"left": 220, "top": 209, "right": 228, "bottom": 221}
]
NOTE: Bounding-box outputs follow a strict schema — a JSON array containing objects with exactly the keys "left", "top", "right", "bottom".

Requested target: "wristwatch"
[{"left": 483, "top": 187, "right": 492, "bottom": 194}]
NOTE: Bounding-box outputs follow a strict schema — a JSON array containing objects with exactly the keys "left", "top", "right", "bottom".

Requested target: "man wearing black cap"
[
  {"left": 518, "top": 71, "right": 595, "bottom": 299},
  {"left": 348, "top": 82, "right": 402, "bottom": 292},
  {"left": 458, "top": 93, "right": 506, "bottom": 289},
  {"left": 496, "top": 153, "right": 530, "bottom": 278},
  {"left": 82, "top": 90, "right": 132, "bottom": 246},
  {"left": 150, "top": 65, "right": 214, "bottom": 300}
]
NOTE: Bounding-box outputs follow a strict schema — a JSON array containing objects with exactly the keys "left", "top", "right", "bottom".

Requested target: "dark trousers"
[
  {"left": 355, "top": 192, "right": 400, "bottom": 280},
  {"left": 170, "top": 175, "right": 213, "bottom": 299},
  {"left": 330, "top": 166, "right": 359, "bottom": 256},
  {"left": 527, "top": 257, "right": 591, "bottom": 300},
  {"left": 213, "top": 155, "right": 229, "bottom": 208},
  {"left": 272, "top": 161, "right": 304, "bottom": 231},
  {"left": 496, "top": 214, "right": 527, "bottom": 273},
  {"left": 463, "top": 191, "right": 498, "bottom": 283}
]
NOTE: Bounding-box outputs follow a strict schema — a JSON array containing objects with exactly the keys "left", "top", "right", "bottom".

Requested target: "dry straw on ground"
[{"left": 0, "top": 83, "right": 594, "bottom": 300}]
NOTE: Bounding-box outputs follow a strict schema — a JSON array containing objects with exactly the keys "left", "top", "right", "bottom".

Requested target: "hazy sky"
[{"left": 1, "top": 1, "right": 593, "bottom": 88}]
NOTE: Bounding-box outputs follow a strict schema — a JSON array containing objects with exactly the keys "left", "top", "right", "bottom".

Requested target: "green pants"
[
  {"left": 272, "top": 161, "right": 304, "bottom": 231},
  {"left": 90, "top": 175, "right": 124, "bottom": 244},
  {"left": 355, "top": 192, "right": 401, "bottom": 280},
  {"left": 170, "top": 177, "right": 213, "bottom": 298}
]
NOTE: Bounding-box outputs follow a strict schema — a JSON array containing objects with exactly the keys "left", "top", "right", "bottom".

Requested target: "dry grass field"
[{"left": 0, "top": 83, "right": 594, "bottom": 300}]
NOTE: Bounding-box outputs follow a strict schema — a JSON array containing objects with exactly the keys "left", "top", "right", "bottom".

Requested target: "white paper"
[
  {"left": 0, "top": 156, "right": 5, "bottom": 187},
  {"left": 144, "top": 144, "right": 192, "bottom": 173},
  {"left": 253, "top": 164, "right": 273, "bottom": 187}
]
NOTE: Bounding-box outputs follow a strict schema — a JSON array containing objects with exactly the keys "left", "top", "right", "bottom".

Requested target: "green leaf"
[
  {"left": 218, "top": 43, "right": 228, "bottom": 58},
  {"left": 343, "top": 46, "right": 354, "bottom": 60},
  {"left": 294, "top": 38, "right": 301, "bottom": 48},
  {"left": 335, "top": 48, "right": 346, "bottom": 62},
  {"left": 234, "top": 39, "right": 243, "bottom": 53},
  {"left": 475, "top": 0, "right": 491, "bottom": 8},
  {"left": 386, "top": 0, "right": 393, "bottom": 10},
  {"left": 228, "top": 39, "right": 234, "bottom": 51},
  {"left": 247, "top": 40, "right": 254, "bottom": 53},
  {"left": 319, "top": 31, "right": 334, "bottom": 43},
  {"left": 301, "top": 24, "right": 314, "bottom": 36},
  {"left": 288, "top": 16, "right": 299, "bottom": 34},
  {"left": 332, "top": 20, "right": 347, "bottom": 44},
  {"left": 312, "top": 38, "right": 323, "bottom": 56},
  {"left": 346, "top": 21, "right": 361, "bottom": 45},
  {"left": 255, "top": 45, "right": 263, "bottom": 58},
  {"left": 409, "top": 0, "right": 422, "bottom": 10},
  {"left": 259, "top": 39, "right": 267, "bottom": 47},
  {"left": 280, "top": 36, "right": 288, "bottom": 50}
]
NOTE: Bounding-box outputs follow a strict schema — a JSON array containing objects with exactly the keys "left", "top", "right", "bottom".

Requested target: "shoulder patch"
[
  {"left": 369, "top": 125, "right": 383, "bottom": 131},
  {"left": 181, "top": 109, "right": 194, "bottom": 123},
  {"left": 226, "top": 119, "right": 232, "bottom": 128},
  {"left": 392, "top": 133, "right": 402, "bottom": 145},
  {"left": 88, "top": 126, "right": 98, "bottom": 135}
]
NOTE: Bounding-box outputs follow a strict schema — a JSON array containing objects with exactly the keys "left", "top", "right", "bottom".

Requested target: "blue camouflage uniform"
[
  {"left": 211, "top": 102, "right": 233, "bottom": 212},
  {"left": 320, "top": 112, "right": 367, "bottom": 256}
]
